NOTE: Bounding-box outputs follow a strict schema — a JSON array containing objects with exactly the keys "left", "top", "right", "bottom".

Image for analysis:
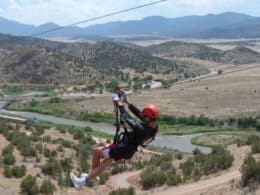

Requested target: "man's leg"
[
  {"left": 91, "top": 147, "right": 103, "bottom": 170},
  {"left": 70, "top": 146, "right": 115, "bottom": 189},
  {"left": 88, "top": 158, "right": 113, "bottom": 180}
]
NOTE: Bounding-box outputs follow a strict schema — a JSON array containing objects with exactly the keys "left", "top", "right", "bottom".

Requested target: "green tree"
[{"left": 218, "top": 70, "right": 223, "bottom": 75}]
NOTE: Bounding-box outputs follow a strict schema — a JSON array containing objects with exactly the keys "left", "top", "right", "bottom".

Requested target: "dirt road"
[
  {"left": 107, "top": 146, "right": 251, "bottom": 195},
  {"left": 153, "top": 170, "right": 240, "bottom": 195},
  {"left": 109, "top": 170, "right": 142, "bottom": 189}
]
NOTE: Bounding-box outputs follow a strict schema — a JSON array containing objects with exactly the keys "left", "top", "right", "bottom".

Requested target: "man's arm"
[
  {"left": 128, "top": 104, "right": 143, "bottom": 120},
  {"left": 118, "top": 105, "right": 145, "bottom": 131}
]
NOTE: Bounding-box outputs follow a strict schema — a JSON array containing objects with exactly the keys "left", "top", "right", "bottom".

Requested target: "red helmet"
[{"left": 142, "top": 104, "right": 160, "bottom": 119}]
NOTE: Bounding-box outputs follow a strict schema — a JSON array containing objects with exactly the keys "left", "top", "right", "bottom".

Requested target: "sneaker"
[
  {"left": 80, "top": 173, "right": 88, "bottom": 178},
  {"left": 81, "top": 173, "right": 99, "bottom": 181},
  {"left": 70, "top": 172, "right": 88, "bottom": 189}
]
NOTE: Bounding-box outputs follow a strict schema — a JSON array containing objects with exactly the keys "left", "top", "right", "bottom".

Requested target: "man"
[{"left": 70, "top": 93, "right": 159, "bottom": 189}]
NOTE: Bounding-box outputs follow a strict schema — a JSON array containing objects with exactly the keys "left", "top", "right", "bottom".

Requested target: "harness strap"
[
  {"left": 140, "top": 136, "right": 155, "bottom": 148},
  {"left": 113, "top": 105, "right": 120, "bottom": 144}
]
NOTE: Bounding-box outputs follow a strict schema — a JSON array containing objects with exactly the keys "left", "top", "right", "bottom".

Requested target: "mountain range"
[{"left": 0, "top": 12, "right": 259, "bottom": 39}]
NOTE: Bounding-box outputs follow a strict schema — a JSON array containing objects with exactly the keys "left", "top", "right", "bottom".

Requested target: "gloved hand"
[
  {"left": 112, "top": 93, "right": 120, "bottom": 102},
  {"left": 121, "top": 91, "right": 129, "bottom": 104}
]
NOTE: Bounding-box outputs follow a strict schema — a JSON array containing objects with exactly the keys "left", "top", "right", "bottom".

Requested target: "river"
[{"left": 0, "top": 99, "right": 211, "bottom": 154}]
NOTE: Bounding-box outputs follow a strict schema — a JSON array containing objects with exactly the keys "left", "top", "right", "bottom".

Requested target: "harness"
[
  {"left": 113, "top": 102, "right": 155, "bottom": 148},
  {"left": 113, "top": 102, "right": 132, "bottom": 145}
]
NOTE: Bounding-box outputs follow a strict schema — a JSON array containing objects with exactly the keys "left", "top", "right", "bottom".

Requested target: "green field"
[
  {"left": 2, "top": 87, "right": 25, "bottom": 95},
  {"left": 160, "top": 124, "right": 221, "bottom": 135},
  {"left": 191, "top": 132, "right": 259, "bottom": 147}
]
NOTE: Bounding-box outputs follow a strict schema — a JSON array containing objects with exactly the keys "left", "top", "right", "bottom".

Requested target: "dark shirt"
[{"left": 118, "top": 104, "right": 158, "bottom": 146}]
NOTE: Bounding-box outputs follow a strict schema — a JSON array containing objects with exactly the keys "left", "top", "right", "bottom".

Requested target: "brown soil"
[
  {"left": 106, "top": 145, "right": 258, "bottom": 195},
  {"left": 61, "top": 63, "right": 260, "bottom": 119}
]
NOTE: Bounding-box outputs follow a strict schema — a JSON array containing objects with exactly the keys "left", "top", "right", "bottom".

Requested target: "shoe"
[
  {"left": 70, "top": 172, "right": 88, "bottom": 189},
  {"left": 81, "top": 173, "right": 99, "bottom": 181},
  {"left": 80, "top": 173, "right": 88, "bottom": 178}
]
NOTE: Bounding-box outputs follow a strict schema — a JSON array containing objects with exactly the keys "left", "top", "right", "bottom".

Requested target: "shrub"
[
  {"left": 30, "top": 100, "right": 39, "bottom": 107},
  {"left": 175, "top": 152, "right": 183, "bottom": 160},
  {"left": 51, "top": 150, "right": 57, "bottom": 157},
  {"left": 109, "top": 187, "right": 135, "bottom": 195},
  {"left": 246, "top": 134, "right": 260, "bottom": 145},
  {"left": 44, "top": 147, "right": 51, "bottom": 158},
  {"left": 42, "top": 158, "right": 62, "bottom": 178},
  {"left": 166, "top": 168, "right": 182, "bottom": 186},
  {"left": 4, "top": 130, "right": 36, "bottom": 157},
  {"left": 256, "top": 121, "right": 260, "bottom": 131},
  {"left": 20, "top": 175, "right": 39, "bottom": 195},
  {"left": 57, "top": 145, "right": 64, "bottom": 152},
  {"left": 49, "top": 97, "right": 62, "bottom": 103},
  {"left": 73, "top": 131, "right": 84, "bottom": 140},
  {"left": 35, "top": 143, "right": 43, "bottom": 153},
  {"left": 34, "top": 125, "right": 45, "bottom": 135},
  {"left": 241, "top": 155, "right": 260, "bottom": 187},
  {"left": 60, "top": 158, "right": 72, "bottom": 172},
  {"left": 251, "top": 140, "right": 260, "bottom": 154},
  {"left": 99, "top": 172, "right": 110, "bottom": 185},
  {"left": 61, "top": 140, "right": 72, "bottom": 148},
  {"left": 2, "top": 144, "right": 14, "bottom": 156},
  {"left": 140, "top": 166, "right": 166, "bottom": 190},
  {"left": 4, "top": 165, "right": 12, "bottom": 178},
  {"left": 160, "top": 161, "right": 173, "bottom": 171},
  {"left": 3, "top": 153, "right": 16, "bottom": 165},
  {"left": 180, "top": 158, "right": 194, "bottom": 180},
  {"left": 79, "top": 157, "right": 90, "bottom": 173},
  {"left": 196, "top": 114, "right": 209, "bottom": 126},
  {"left": 238, "top": 117, "right": 256, "bottom": 128},
  {"left": 12, "top": 165, "right": 26, "bottom": 178},
  {"left": 58, "top": 128, "right": 66, "bottom": 134},
  {"left": 218, "top": 69, "right": 223, "bottom": 75},
  {"left": 40, "top": 180, "right": 56, "bottom": 195},
  {"left": 159, "top": 115, "right": 177, "bottom": 125},
  {"left": 42, "top": 136, "right": 51, "bottom": 143},
  {"left": 111, "top": 164, "right": 127, "bottom": 175},
  {"left": 180, "top": 146, "right": 234, "bottom": 180}
]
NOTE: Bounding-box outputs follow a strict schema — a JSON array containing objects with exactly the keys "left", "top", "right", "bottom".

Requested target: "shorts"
[
  {"left": 102, "top": 144, "right": 121, "bottom": 161},
  {"left": 102, "top": 142, "right": 137, "bottom": 162}
]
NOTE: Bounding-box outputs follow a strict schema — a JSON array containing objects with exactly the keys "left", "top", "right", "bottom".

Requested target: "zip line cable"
[{"left": 30, "top": 0, "right": 168, "bottom": 37}]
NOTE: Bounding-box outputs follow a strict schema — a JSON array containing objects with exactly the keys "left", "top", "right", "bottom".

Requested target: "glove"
[
  {"left": 121, "top": 91, "right": 128, "bottom": 104},
  {"left": 112, "top": 93, "right": 120, "bottom": 102},
  {"left": 113, "top": 93, "right": 119, "bottom": 113}
]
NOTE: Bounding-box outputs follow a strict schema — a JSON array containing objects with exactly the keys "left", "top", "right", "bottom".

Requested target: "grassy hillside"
[
  {"left": 147, "top": 41, "right": 260, "bottom": 64},
  {"left": 0, "top": 33, "right": 196, "bottom": 86},
  {"left": 147, "top": 41, "right": 223, "bottom": 61},
  {"left": 220, "top": 46, "right": 260, "bottom": 64},
  {"left": 0, "top": 47, "right": 100, "bottom": 85}
]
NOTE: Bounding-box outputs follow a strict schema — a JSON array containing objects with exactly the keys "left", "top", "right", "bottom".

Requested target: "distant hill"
[
  {"left": 146, "top": 41, "right": 260, "bottom": 64},
  {"left": 189, "top": 18, "right": 260, "bottom": 38},
  {"left": 0, "top": 33, "right": 182, "bottom": 84},
  {"left": 220, "top": 46, "right": 260, "bottom": 64},
  {"left": 0, "top": 47, "right": 97, "bottom": 84},
  {"left": 0, "top": 12, "right": 259, "bottom": 38},
  {"left": 146, "top": 41, "right": 223, "bottom": 61}
]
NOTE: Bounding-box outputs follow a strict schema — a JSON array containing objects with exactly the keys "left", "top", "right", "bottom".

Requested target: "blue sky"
[{"left": 0, "top": 0, "right": 259, "bottom": 26}]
